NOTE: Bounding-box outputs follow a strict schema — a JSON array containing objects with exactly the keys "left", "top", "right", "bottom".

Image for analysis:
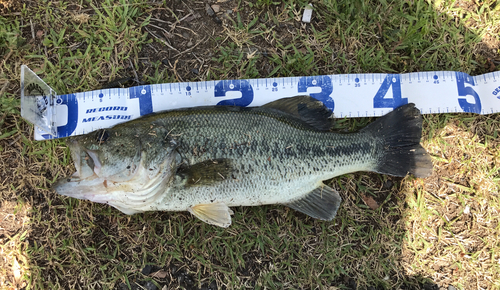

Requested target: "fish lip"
[
  {"left": 53, "top": 175, "right": 82, "bottom": 197},
  {"left": 54, "top": 172, "right": 98, "bottom": 188},
  {"left": 66, "top": 138, "right": 83, "bottom": 178},
  {"left": 53, "top": 171, "right": 100, "bottom": 200}
]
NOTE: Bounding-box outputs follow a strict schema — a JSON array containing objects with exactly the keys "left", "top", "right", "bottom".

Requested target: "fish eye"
[{"left": 95, "top": 130, "right": 109, "bottom": 143}]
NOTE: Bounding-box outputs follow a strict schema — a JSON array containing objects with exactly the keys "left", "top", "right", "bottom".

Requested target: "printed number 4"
[{"left": 373, "top": 74, "right": 408, "bottom": 109}]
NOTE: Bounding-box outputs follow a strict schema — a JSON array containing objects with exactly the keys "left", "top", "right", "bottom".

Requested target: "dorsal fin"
[{"left": 262, "top": 96, "right": 333, "bottom": 131}]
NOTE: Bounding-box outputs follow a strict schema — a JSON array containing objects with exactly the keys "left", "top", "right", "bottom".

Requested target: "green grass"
[{"left": 1, "top": 0, "right": 500, "bottom": 289}]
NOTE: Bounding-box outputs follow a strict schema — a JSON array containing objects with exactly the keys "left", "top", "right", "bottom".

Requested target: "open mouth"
[
  {"left": 67, "top": 139, "right": 101, "bottom": 180},
  {"left": 54, "top": 140, "right": 179, "bottom": 215},
  {"left": 85, "top": 149, "right": 102, "bottom": 176},
  {"left": 67, "top": 140, "right": 144, "bottom": 184},
  {"left": 54, "top": 140, "right": 111, "bottom": 201}
]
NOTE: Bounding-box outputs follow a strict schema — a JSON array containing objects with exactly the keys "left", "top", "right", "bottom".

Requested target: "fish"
[{"left": 54, "top": 96, "right": 433, "bottom": 227}]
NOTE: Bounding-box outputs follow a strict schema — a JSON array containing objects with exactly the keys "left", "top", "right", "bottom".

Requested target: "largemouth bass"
[{"left": 54, "top": 96, "right": 432, "bottom": 227}]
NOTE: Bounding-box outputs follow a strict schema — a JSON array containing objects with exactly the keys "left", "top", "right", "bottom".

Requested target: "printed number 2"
[
  {"left": 373, "top": 74, "right": 407, "bottom": 109},
  {"left": 456, "top": 72, "right": 481, "bottom": 114},
  {"left": 214, "top": 80, "right": 254, "bottom": 107}
]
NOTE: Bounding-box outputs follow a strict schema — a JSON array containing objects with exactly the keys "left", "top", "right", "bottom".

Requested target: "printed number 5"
[
  {"left": 373, "top": 74, "right": 407, "bottom": 109},
  {"left": 456, "top": 72, "right": 481, "bottom": 114}
]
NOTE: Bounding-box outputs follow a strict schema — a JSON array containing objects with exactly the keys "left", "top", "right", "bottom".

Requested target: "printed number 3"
[
  {"left": 373, "top": 74, "right": 407, "bottom": 109},
  {"left": 456, "top": 72, "right": 481, "bottom": 114},
  {"left": 297, "top": 76, "right": 334, "bottom": 111}
]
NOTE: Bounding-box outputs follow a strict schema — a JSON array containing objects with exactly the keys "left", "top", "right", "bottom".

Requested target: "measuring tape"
[{"left": 19, "top": 65, "right": 500, "bottom": 141}]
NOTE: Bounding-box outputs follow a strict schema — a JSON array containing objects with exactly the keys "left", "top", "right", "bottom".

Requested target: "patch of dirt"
[
  {"left": 134, "top": 1, "right": 325, "bottom": 82},
  {"left": 0, "top": 201, "right": 29, "bottom": 238},
  {"left": 115, "top": 263, "right": 214, "bottom": 290}
]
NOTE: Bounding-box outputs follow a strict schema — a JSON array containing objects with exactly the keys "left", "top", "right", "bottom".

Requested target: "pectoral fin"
[
  {"left": 285, "top": 184, "right": 342, "bottom": 221},
  {"left": 177, "top": 159, "right": 233, "bottom": 187},
  {"left": 188, "top": 203, "right": 234, "bottom": 227}
]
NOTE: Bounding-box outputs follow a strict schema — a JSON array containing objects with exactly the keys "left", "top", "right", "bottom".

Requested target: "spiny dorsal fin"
[
  {"left": 285, "top": 184, "right": 342, "bottom": 220},
  {"left": 262, "top": 96, "right": 333, "bottom": 131},
  {"left": 188, "top": 203, "right": 234, "bottom": 227},
  {"left": 176, "top": 159, "right": 233, "bottom": 187}
]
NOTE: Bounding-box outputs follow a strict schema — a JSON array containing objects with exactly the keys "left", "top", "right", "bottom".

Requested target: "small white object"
[
  {"left": 464, "top": 205, "right": 470, "bottom": 214},
  {"left": 302, "top": 4, "right": 313, "bottom": 23}
]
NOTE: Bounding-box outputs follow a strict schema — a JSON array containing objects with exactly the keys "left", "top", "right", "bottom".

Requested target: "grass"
[{"left": 1, "top": 0, "right": 500, "bottom": 289}]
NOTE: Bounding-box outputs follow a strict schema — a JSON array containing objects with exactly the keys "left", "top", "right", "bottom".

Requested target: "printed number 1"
[
  {"left": 373, "top": 74, "right": 407, "bottom": 109},
  {"left": 456, "top": 72, "right": 481, "bottom": 113},
  {"left": 129, "top": 86, "right": 153, "bottom": 116}
]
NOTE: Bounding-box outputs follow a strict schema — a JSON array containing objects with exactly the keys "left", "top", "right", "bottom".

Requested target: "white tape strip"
[{"left": 19, "top": 66, "right": 500, "bottom": 140}]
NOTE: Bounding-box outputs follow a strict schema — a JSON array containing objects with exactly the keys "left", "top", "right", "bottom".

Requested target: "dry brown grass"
[
  {"left": 402, "top": 114, "right": 500, "bottom": 289},
  {"left": 0, "top": 201, "right": 30, "bottom": 290}
]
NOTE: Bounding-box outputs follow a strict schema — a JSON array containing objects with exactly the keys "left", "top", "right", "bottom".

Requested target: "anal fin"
[
  {"left": 188, "top": 203, "right": 234, "bottom": 227},
  {"left": 285, "top": 184, "right": 342, "bottom": 221}
]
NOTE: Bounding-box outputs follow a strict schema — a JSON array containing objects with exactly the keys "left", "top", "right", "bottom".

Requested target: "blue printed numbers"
[
  {"left": 456, "top": 72, "right": 481, "bottom": 113},
  {"left": 272, "top": 82, "right": 278, "bottom": 92},
  {"left": 297, "top": 76, "right": 334, "bottom": 111},
  {"left": 373, "top": 74, "right": 407, "bottom": 109},
  {"left": 214, "top": 80, "right": 254, "bottom": 106},
  {"left": 129, "top": 85, "right": 153, "bottom": 116}
]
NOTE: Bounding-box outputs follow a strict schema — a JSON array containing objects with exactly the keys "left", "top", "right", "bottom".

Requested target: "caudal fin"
[{"left": 361, "top": 103, "right": 433, "bottom": 178}]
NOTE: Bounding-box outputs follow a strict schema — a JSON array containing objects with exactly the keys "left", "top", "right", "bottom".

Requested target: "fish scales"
[
  {"left": 54, "top": 96, "right": 433, "bottom": 227},
  {"left": 139, "top": 109, "right": 373, "bottom": 209}
]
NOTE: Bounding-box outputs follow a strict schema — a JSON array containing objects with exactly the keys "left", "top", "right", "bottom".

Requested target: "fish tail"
[{"left": 361, "top": 103, "right": 433, "bottom": 178}]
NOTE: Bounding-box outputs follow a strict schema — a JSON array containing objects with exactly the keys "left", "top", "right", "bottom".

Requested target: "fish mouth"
[
  {"left": 83, "top": 149, "right": 102, "bottom": 177},
  {"left": 54, "top": 145, "right": 101, "bottom": 200},
  {"left": 65, "top": 139, "right": 101, "bottom": 181},
  {"left": 54, "top": 139, "right": 178, "bottom": 215}
]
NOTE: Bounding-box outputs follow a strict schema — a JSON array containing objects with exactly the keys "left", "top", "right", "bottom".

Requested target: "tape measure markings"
[{"left": 19, "top": 66, "right": 500, "bottom": 140}]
